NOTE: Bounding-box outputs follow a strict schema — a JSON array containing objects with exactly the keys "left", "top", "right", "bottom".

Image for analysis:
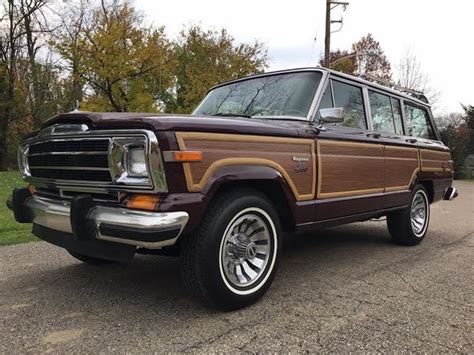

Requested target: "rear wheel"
[
  {"left": 67, "top": 251, "right": 116, "bottom": 265},
  {"left": 181, "top": 188, "right": 281, "bottom": 310},
  {"left": 387, "top": 184, "right": 430, "bottom": 246}
]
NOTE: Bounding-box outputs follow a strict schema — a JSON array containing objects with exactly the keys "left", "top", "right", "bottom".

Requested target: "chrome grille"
[
  {"left": 28, "top": 152, "right": 109, "bottom": 168},
  {"left": 27, "top": 138, "right": 112, "bottom": 182},
  {"left": 19, "top": 128, "right": 168, "bottom": 193}
]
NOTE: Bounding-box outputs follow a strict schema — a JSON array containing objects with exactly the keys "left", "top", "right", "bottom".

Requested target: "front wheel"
[
  {"left": 387, "top": 184, "right": 430, "bottom": 246},
  {"left": 181, "top": 189, "right": 281, "bottom": 310}
]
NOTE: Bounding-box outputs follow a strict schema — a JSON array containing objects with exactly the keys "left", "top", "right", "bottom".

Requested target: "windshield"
[{"left": 193, "top": 71, "right": 322, "bottom": 119}]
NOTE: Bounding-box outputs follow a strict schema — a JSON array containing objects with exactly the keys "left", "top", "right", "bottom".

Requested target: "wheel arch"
[
  {"left": 415, "top": 179, "right": 434, "bottom": 203},
  {"left": 202, "top": 165, "right": 298, "bottom": 233}
]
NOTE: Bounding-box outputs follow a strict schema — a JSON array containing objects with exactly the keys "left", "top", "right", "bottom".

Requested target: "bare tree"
[
  {"left": 434, "top": 111, "right": 465, "bottom": 130},
  {"left": 0, "top": 0, "right": 25, "bottom": 170},
  {"left": 50, "top": 0, "right": 90, "bottom": 111},
  {"left": 0, "top": 0, "right": 58, "bottom": 169},
  {"left": 396, "top": 48, "right": 440, "bottom": 107}
]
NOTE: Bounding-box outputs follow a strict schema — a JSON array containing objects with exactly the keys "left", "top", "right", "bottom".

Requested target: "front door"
[{"left": 314, "top": 78, "right": 385, "bottom": 220}]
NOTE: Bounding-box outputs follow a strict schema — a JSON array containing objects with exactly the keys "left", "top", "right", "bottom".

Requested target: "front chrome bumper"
[{"left": 15, "top": 193, "right": 188, "bottom": 249}]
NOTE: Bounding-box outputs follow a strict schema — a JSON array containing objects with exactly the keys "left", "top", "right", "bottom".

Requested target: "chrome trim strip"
[
  {"left": 29, "top": 151, "right": 108, "bottom": 156},
  {"left": 25, "top": 196, "right": 189, "bottom": 249},
  {"left": 362, "top": 86, "right": 373, "bottom": 131},
  {"left": 29, "top": 166, "right": 110, "bottom": 171},
  {"left": 307, "top": 69, "right": 329, "bottom": 121},
  {"left": 92, "top": 208, "right": 188, "bottom": 248}
]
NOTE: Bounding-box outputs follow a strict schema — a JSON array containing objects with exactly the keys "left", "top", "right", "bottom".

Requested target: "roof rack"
[{"left": 360, "top": 73, "right": 429, "bottom": 103}]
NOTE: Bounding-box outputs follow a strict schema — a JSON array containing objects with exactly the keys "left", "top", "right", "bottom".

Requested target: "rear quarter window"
[{"left": 404, "top": 103, "right": 437, "bottom": 140}]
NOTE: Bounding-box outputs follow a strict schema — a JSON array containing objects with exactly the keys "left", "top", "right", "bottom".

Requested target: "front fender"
[{"left": 202, "top": 164, "right": 294, "bottom": 200}]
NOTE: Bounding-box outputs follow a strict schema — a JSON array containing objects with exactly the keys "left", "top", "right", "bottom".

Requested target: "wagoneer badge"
[{"left": 292, "top": 156, "right": 309, "bottom": 173}]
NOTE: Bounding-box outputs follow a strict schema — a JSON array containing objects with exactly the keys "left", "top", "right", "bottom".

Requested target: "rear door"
[{"left": 367, "top": 90, "right": 420, "bottom": 208}]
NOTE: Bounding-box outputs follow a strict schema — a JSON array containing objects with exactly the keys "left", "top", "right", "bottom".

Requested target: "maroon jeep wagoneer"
[{"left": 8, "top": 68, "right": 457, "bottom": 309}]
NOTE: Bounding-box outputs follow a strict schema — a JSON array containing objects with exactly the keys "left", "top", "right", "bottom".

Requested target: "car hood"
[{"left": 42, "top": 112, "right": 309, "bottom": 138}]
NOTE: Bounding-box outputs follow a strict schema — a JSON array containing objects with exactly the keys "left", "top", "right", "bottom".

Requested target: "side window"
[
  {"left": 368, "top": 91, "right": 405, "bottom": 135},
  {"left": 369, "top": 91, "right": 394, "bottom": 133},
  {"left": 391, "top": 98, "right": 404, "bottom": 135},
  {"left": 404, "top": 103, "right": 436, "bottom": 140},
  {"left": 331, "top": 80, "right": 367, "bottom": 129}
]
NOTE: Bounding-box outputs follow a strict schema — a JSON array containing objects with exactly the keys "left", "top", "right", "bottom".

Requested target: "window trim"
[{"left": 390, "top": 97, "right": 405, "bottom": 135}]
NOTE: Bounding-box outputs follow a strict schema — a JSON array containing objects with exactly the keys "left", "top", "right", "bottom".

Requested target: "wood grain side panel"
[
  {"left": 384, "top": 146, "right": 420, "bottom": 192},
  {"left": 176, "top": 132, "right": 316, "bottom": 201},
  {"left": 420, "top": 149, "right": 452, "bottom": 172},
  {"left": 317, "top": 140, "right": 385, "bottom": 199}
]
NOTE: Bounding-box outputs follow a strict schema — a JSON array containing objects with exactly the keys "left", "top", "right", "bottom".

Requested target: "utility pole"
[{"left": 324, "top": 1, "right": 349, "bottom": 67}]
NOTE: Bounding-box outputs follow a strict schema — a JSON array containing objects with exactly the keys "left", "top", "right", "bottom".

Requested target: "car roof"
[{"left": 209, "top": 67, "right": 431, "bottom": 108}]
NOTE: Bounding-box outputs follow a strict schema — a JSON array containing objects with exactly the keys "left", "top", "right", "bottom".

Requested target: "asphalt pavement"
[{"left": 0, "top": 181, "right": 472, "bottom": 353}]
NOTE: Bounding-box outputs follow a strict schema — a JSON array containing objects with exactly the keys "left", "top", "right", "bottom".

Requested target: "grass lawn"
[{"left": 0, "top": 171, "right": 37, "bottom": 246}]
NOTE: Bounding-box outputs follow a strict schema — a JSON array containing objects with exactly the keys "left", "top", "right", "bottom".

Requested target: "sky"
[{"left": 136, "top": 0, "right": 474, "bottom": 114}]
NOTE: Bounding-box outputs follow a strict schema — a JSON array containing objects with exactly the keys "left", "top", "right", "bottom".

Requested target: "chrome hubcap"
[
  {"left": 221, "top": 213, "right": 272, "bottom": 288},
  {"left": 411, "top": 191, "right": 427, "bottom": 236}
]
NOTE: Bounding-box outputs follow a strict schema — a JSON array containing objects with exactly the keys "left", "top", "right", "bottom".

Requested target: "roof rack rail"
[{"left": 360, "top": 73, "right": 429, "bottom": 104}]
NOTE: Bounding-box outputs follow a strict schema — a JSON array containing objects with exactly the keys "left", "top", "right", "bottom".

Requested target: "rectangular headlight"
[
  {"left": 127, "top": 148, "right": 147, "bottom": 177},
  {"left": 109, "top": 137, "right": 150, "bottom": 185}
]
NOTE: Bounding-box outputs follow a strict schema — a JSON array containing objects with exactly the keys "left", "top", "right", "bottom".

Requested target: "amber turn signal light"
[
  {"left": 164, "top": 151, "right": 202, "bottom": 162},
  {"left": 28, "top": 184, "right": 36, "bottom": 194},
  {"left": 126, "top": 194, "right": 160, "bottom": 211}
]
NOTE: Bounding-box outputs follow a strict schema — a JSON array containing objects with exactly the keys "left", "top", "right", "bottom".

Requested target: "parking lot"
[{"left": 0, "top": 181, "right": 472, "bottom": 353}]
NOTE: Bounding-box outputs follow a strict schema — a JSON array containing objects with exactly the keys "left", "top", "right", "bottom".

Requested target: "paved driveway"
[{"left": 0, "top": 182, "right": 472, "bottom": 353}]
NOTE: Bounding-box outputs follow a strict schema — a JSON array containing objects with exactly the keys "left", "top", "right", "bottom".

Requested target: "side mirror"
[{"left": 319, "top": 107, "right": 344, "bottom": 123}]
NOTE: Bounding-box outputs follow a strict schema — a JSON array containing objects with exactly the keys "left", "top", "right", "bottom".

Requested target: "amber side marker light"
[
  {"left": 164, "top": 151, "right": 202, "bottom": 162},
  {"left": 126, "top": 194, "right": 160, "bottom": 211}
]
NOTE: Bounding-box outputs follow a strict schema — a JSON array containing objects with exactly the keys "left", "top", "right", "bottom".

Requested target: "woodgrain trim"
[
  {"left": 384, "top": 145, "right": 420, "bottom": 192},
  {"left": 316, "top": 140, "right": 385, "bottom": 199},
  {"left": 176, "top": 132, "right": 316, "bottom": 201},
  {"left": 420, "top": 149, "right": 452, "bottom": 172}
]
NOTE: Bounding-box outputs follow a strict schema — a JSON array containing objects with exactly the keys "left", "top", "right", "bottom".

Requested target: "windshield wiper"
[{"left": 212, "top": 112, "right": 253, "bottom": 118}]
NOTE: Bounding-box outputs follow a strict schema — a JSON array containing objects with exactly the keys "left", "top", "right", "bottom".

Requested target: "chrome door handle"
[
  {"left": 367, "top": 132, "right": 381, "bottom": 138},
  {"left": 406, "top": 138, "right": 417, "bottom": 143}
]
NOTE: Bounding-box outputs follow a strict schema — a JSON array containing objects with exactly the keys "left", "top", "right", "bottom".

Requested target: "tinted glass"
[
  {"left": 332, "top": 80, "right": 367, "bottom": 129},
  {"left": 369, "top": 91, "right": 395, "bottom": 133},
  {"left": 391, "top": 98, "right": 404, "bottom": 135},
  {"left": 404, "top": 103, "right": 436, "bottom": 139},
  {"left": 193, "top": 72, "right": 322, "bottom": 119}
]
